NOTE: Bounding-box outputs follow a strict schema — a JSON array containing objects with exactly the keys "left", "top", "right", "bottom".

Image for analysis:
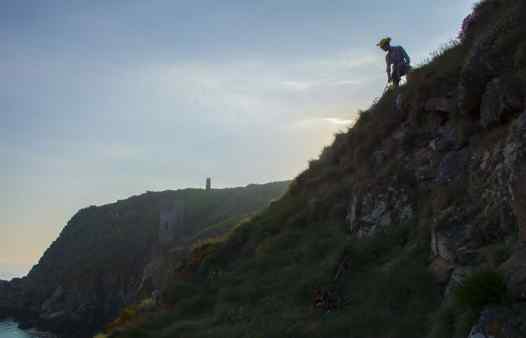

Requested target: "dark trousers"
[{"left": 392, "top": 63, "right": 410, "bottom": 87}]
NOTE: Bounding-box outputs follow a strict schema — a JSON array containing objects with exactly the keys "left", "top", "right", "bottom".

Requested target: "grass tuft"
[{"left": 454, "top": 270, "right": 509, "bottom": 313}]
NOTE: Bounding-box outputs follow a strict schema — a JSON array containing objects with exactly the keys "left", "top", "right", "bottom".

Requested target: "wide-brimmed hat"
[{"left": 377, "top": 37, "right": 391, "bottom": 48}]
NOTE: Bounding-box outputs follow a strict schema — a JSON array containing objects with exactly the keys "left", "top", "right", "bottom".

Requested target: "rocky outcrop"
[
  {"left": 480, "top": 77, "right": 523, "bottom": 128},
  {"left": 346, "top": 184, "right": 415, "bottom": 238},
  {"left": 458, "top": 3, "right": 523, "bottom": 116},
  {"left": 336, "top": 8, "right": 526, "bottom": 333}
]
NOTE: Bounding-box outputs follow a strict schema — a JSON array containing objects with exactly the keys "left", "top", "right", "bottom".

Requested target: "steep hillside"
[
  {"left": 105, "top": 1, "right": 526, "bottom": 338},
  {"left": 0, "top": 181, "right": 289, "bottom": 338}
]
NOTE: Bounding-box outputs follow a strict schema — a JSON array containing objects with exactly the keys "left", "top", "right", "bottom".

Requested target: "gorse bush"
[{"left": 454, "top": 270, "right": 508, "bottom": 312}]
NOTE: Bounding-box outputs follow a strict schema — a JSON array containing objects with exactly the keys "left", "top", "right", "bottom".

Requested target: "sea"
[{"left": 0, "top": 321, "right": 37, "bottom": 338}]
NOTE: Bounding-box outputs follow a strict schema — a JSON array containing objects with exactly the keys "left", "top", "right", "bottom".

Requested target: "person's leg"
[
  {"left": 392, "top": 63, "right": 403, "bottom": 88},
  {"left": 392, "top": 69, "right": 401, "bottom": 88}
]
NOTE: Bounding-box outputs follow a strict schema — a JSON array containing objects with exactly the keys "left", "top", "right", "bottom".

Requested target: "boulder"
[{"left": 480, "top": 78, "right": 523, "bottom": 128}]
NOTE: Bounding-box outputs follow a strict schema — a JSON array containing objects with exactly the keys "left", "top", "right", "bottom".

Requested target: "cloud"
[
  {"left": 281, "top": 80, "right": 316, "bottom": 91},
  {"left": 280, "top": 79, "right": 362, "bottom": 92},
  {"left": 291, "top": 116, "right": 354, "bottom": 130},
  {"left": 124, "top": 51, "right": 379, "bottom": 124},
  {"left": 307, "top": 54, "right": 378, "bottom": 70},
  {"left": 323, "top": 117, "right": 354, "bottom": 125}
]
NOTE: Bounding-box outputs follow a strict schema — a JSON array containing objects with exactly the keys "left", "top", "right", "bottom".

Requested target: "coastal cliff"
[{"left": 0, "top": 182, "right": 289, "bottom": 337}]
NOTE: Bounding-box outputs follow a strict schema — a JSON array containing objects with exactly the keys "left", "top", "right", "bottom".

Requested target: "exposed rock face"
[
  {"left": 429, "top": 126, "right": 459, "bottom": 153},
  {"left": 159, "top": 199, "right": 185, "bottom": 245},
  {"left": 337, "top": 12, "right": 526, "bottom": 327},
  {"left": 0, "top": 182, "right": 289, "bottom": 338},
  {"left": 355, "top": 101, "right": 526, "bottom": 301},
  {"left": 346, "top": 184, "right": 414, "bottom": 238},
  {"left": 480, "top": 78, "right": 523, "bottom": 128}
]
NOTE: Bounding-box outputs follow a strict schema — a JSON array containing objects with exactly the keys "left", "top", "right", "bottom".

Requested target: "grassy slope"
[
  {"left": 111, "top": 195, "right": 439, "bottom": 338},
  {"left": 109, "top": 1, "right": 526, "bottom": 337}
]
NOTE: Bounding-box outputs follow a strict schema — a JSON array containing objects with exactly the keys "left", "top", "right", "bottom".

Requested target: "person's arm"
[{"left": 401, "top": 47, "right": 411, "bottom": 65}]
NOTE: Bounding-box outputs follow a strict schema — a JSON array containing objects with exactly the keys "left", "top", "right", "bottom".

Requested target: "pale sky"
[{"left": 1, "top": 0, "right": 476, "bottom": 280}]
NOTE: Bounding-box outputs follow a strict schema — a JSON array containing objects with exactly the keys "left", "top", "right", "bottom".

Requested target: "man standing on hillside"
[{"left": 377, "top": 37, "right": 411, "bottom": 89}]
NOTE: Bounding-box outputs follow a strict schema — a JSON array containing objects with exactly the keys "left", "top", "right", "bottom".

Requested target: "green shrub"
[
  {"left": 173, "top": 294, "right": 216, "bottom": 317},
  {"left": 125, "top": 327, "right": 149, "bottom": 338},
  {"left": 429, "top": 300, "right": 480, "bottom": 338},
  {"left": 454, "top": 270, "right": 508, "bottom": 312},
  {"left": 162, "top": 281, "right": 200, "bottom": 305}
]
